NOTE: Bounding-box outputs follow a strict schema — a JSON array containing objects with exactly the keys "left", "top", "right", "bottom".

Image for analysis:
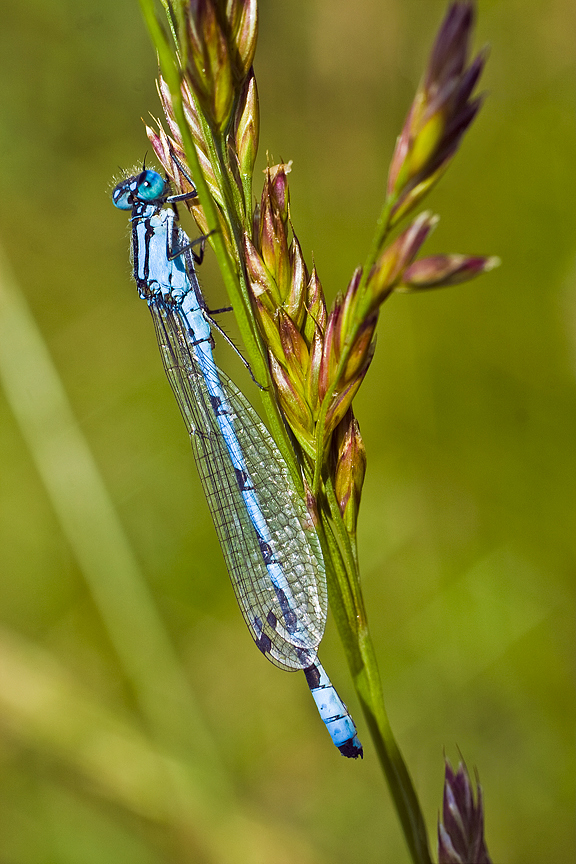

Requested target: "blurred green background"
[{"left": 0, "top": 0, "right": 574, "bottom": 862}]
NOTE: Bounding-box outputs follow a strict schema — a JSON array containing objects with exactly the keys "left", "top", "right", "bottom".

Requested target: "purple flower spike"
[
  {"left": 387, "top": 2, "right": 486, "bottom": 225},
  {"left": 438, "top": 758, "right": 493, "bottom": 864},
  {"left": 399, "top": 254, "right": 500, "bottom": 291}
]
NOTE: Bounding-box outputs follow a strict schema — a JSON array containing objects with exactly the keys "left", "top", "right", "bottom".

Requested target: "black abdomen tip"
[{"left": 338, "top": 738, "right": 364, "bottom": 759}]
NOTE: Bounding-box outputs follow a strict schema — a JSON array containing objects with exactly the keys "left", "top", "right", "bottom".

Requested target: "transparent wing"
[{"left": 149, "top": 300, "right": 327, "bottom": 671}]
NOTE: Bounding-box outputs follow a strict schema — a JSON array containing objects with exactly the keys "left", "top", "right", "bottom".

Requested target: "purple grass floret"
[{"left": 438, "top": 758, "right": 493, "bottom": 864}]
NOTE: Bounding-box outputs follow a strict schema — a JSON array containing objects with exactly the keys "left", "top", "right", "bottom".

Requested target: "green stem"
[
  {"left": 346, "top": 193, "right": 396, "bottom": 353},
  {"left": 214, "top": 131, "right": 248, "bottom": 242},
  {"left": 324, "top": 478, "right": 363, "bottom": 612},
  {"left": 366, "top": 194, "right": 396, "bottom": 275},
  {"left": 318, "top": 503, "right": 432, "bottom": 864},
  {"left": 354, "top": 634, "right": 433, "bottom": 864}
]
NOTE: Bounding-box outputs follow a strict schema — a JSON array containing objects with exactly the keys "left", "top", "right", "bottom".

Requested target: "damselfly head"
[{"left": 112, "top": 170, "right": 168, "bottom": 211}]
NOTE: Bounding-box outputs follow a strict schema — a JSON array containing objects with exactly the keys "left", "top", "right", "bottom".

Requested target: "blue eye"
[
  {"left": 136, "top": 170, "right": 165, "bottom": 202},
  {"left": 112, "top": 182, "right": 133, "bottom": 210}
]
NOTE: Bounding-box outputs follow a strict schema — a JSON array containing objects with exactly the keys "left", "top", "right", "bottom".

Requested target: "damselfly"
[{"left": 112, "top": 168, "right": 362, "bottom": 758}]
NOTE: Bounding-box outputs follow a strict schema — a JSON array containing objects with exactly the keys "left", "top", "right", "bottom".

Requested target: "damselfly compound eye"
[
  {"left": 112, "top": 181, "right": 133, "bottom": 211},
  {"left": 136, "top": 170, "right": 165, "bottom": 202}
]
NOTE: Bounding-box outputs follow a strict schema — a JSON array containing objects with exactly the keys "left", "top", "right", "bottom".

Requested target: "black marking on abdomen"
[
  {"left": 234, "top": 466, "right": 253, "bottom": 491},
  {"left": 208, "top": 392, "right": 223, "bottom": 415},
  {"left": 275, "top": 588, "right": 297, "bottom": 632},
  {"left": 297, "top": 648, "right": 313, "bottom": 667},
  {"left": 304, "top": 664, "right": 321, "bottom": 690},
  {"left": 258, "top": 540, "right": 275, "bottom": 564}
]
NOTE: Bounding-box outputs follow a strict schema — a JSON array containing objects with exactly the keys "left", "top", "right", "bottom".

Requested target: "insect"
[{"left": 112, "top": 167, "right": 362, "bottom": 758}]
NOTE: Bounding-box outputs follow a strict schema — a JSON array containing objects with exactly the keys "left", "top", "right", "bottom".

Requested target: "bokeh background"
[{"left": 0, "top": 1, "right": 574, "bottom": 862}]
